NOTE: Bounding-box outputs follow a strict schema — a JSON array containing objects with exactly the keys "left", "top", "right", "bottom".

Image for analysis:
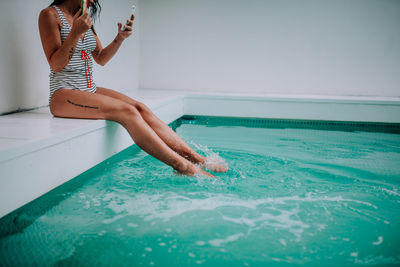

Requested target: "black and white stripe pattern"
[{"left": 49, "top": 6, "right": 97, "bottom": 100}]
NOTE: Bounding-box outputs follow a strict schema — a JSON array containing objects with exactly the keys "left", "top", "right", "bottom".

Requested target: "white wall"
[
  {"left": 0, "top": 0, "right": 140, "bottom": 115},
  {"left": 95, "top": 0, "right": 140, "bottom": 91},
  {"left": 1, "top": 0, "right": 399, "bottom": 115},
  {"left": 139, "top": 0, "right": 400, "bottom": 97}
]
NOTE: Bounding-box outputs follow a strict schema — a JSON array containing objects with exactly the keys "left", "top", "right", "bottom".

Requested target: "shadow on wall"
[{"left": 5, "top": 24, "right": 30, "bottom": 114}]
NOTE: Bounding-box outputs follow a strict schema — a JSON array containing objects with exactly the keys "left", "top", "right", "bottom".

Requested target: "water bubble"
[{"left": 372, "top": 236, "right": 383, "bottom": 245}]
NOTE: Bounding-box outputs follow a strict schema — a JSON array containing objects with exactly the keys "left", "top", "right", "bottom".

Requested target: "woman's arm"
[
  {"left": 38, "top": 8, "right": 92, "bottom": 72},
  {"left": 91, "top": 15, "right": 134, "bottom": 66}
]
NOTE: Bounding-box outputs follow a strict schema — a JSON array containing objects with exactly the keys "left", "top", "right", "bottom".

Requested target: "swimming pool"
[{"left": 1, "top": 116, "right": 400, "bottom": 266}]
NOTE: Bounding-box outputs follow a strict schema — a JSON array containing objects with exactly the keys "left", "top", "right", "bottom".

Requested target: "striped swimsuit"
[{"left": 49, "top": 6, "right": 97, "bottom": 100}]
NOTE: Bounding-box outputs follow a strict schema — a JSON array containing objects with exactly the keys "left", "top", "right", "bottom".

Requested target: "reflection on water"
[{"left": 1, "top": 124, "right": 400, "bottom": 266}]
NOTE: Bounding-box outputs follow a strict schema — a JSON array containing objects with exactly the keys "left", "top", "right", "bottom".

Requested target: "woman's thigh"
[
  {"left": 95, "top": 87, "right": 142, "bottom": 107},
  {"left": 50, "top": 89, "right": 131, "bottom": 120}
]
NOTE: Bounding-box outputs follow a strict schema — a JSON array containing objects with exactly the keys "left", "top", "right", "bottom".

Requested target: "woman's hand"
[
  {"left": 117, "top": 14, "right": 134, "bottom": 40},
  {"left": 89, "top": 13, "right": 134, "bottom": 66},
  {"left": 71, "top": 9, "right": 93, "bottom": 37}
]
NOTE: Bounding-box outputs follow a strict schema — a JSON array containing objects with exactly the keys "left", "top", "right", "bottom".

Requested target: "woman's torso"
[{"left": 49, "top": 6, "right": 97, "bottom": 99}]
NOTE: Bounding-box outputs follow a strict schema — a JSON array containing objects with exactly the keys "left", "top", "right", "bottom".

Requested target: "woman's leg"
[
  {"left": 95, "top": 87, "right": 228, "bottom": 172},
  {"left": 50, "top": 89, "right": 213, "bottom": 177}
]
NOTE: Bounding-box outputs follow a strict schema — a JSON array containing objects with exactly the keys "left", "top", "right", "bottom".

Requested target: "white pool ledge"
[{"left": 1, "top": 89, "right": 400, "bottom": 218}]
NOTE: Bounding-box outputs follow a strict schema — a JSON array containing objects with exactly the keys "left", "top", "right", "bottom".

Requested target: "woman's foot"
[
  {"left": 201, "top": 157, "right": 228, "bottom": 173},
  {"left": 193, "top": 165, "right": 215, "bottom": 177},
  {"left": 175, "top": 161, "right": 214, "bottom": 177}
]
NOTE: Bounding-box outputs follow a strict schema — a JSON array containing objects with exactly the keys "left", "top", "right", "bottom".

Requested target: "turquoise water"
[{"left": 1, "top": 117, "right": 400, "bottom": 266}]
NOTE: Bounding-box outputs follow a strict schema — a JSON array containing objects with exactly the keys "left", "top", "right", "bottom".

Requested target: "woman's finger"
[
  {"left": 85, "top": 16, "right": 92, "bottom": 26},
  {"left": 73, "top": 9, "right": 81, "bottom": 19},
  {"left": 124, "top": 25, "right": 133, "bottom": 32},
  {"left": 82, "top": 8, "right": 90, "bottom": 18}
]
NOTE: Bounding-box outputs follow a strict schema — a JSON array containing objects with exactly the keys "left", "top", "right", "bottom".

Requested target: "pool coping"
[{"left": 1, "top": 89, "right": 400, "bottom": 218}]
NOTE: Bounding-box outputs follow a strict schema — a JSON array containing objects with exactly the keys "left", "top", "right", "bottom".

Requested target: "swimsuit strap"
[{"left": 53, "top": 6, "right": 69, "bottom": 28}]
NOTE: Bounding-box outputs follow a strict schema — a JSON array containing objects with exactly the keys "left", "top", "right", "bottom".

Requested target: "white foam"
[
  {"left": 372, "top": 236, "right": 383, "bottom": 245},
  {"left": 208, "top": 233, "right": 244, "bottom": 247},
  {"left": 221, "top": 215, "right": 256, "bottom": 227},
  {"left": 100, "top": 191, "right": 378, "bottom": 243},
  {"left": 354, "top": 255, "right": 400, "bottom": 265},
  {"left": 84, "top": 201, "right": 90, "bottom": 209},
  {"left": 105, "top": 191, "right": 376, "bottom": 222},
  {"left": 103, "top": 214, "right": 125, "bottom": 224},
  {"left": 98, "top": 230, "right": 106, "bottom": 236},
  {"left": 381, "top": 188, "right": 400, "bottom": 197},
  {"left": 92, "top": 198, "right": 101, "bottom": 207}
]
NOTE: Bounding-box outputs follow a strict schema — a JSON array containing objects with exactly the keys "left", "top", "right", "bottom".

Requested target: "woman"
[{"left": 38, "top": 0, "right": 227, "bottom": 176}]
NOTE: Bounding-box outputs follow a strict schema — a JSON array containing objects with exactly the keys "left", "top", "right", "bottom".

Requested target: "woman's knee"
[
  {"left": 107, "top": 103, "right": 141, "bottom": 122},
  {"left": 135, "top": 102, "right": 153, "bottom": 116}
]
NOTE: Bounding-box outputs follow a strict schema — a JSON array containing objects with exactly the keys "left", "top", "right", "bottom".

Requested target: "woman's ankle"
[{"left": 172, "top": 159, "right": 192, "bottom": 174}]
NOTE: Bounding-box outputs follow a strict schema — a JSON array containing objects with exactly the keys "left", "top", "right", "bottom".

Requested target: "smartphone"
[
  {"left": 122, "top": 5, "right": 136, "bottom": 31},
  {"left": 81, "top": 0, "right": 87, "bottom": 15}
]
